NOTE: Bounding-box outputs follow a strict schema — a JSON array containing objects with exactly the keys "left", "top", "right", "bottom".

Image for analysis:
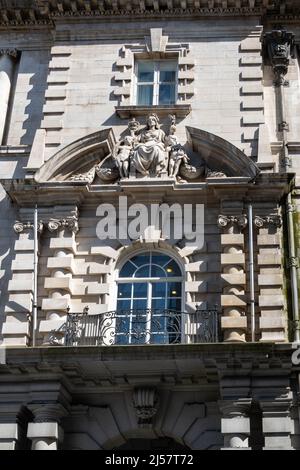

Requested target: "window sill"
[{"left": 115, "top": 104, "right": 191, "bottom": 119}]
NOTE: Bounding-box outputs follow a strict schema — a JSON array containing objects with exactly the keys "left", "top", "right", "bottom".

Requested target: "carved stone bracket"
[
  {"left": 47, "top": 217, "right": 79, "bottom": 234},
  {"left": 263, "top": 29, "right": 295, "bottom": 82},
  {"left": 132, "top": 387, "right": 159, "bottom": 428},
  {"left": 13, "top": 220, "right": 43, "bottom": 234},
  {"left": 254, "top": 215, "right": 282, "bottom": 228},
  {"left": 217, "top": 214, "right": 248, "bottom": 229}
]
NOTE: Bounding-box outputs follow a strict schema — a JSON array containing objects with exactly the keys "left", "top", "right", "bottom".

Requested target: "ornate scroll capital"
[
  {"left": 13, "top": 220, "right": 43, "bottom": 234},
  {"left": 47, "top": 217, "right": 79, "bottom": 234},
  {"left": 218, "top": 214, "right": 248, "bottom": 229},
  {"left": 132, "top": 387, "right": 159, "bottom": 428},
  {"left": 254, "top": 215, "right": 282, "bottom": 229},
  {"left": 0, "top": 48, "right": 18, "bottom": 58},
  {"left": 263, "top": 29, "right": 295, "bottom": 82}
]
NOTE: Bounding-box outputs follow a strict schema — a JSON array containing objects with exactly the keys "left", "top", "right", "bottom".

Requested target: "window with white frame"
[
  {"left": 135, "top": 60, "right": 177, "bottom": 106},
  {"left": 115, "top": 251, "right": 183, "bottom": 345}
]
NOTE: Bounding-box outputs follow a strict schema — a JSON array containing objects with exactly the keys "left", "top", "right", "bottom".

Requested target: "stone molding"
[{"left": 1, "top": 1, "right": 298, "bottom": 27}]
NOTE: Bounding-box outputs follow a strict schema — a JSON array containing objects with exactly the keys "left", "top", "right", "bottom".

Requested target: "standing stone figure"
[
  {"left": 113, "top": 135, "right": 134, "bottom": 178},
  {"left": 165, "top": 115, "right": 189, "bottom": 179}
]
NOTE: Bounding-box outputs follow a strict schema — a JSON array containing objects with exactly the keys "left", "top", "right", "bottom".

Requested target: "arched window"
[{"left": 115, "top": 251, "right": 183, "bottom": 345}]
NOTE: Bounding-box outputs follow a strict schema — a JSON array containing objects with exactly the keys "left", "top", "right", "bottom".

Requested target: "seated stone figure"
[{"left": 130, "top": 114, "right": 167, "bottom": 177}]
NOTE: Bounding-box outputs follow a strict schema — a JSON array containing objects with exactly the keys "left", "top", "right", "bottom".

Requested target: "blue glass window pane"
[
  {"left": 117, "top": 283, "right": 131, "bottom": 298},
  {"left": 167, "top": 298, "right": 182, "bottom": 311},
  {"left": 131, "top": 254, "right": 150, "bottom": 267},
  {"left": 165, "top": 260, "right": 181, "bottom": 277},
  {"left": 167, "top": 282, "right": 181, "bottom": 297},
  {"left": 132, "top": 299, "right": 147, "bottom": 310},
  {"left": 152, "top": 283, "right": 166, "bottom": 297},
  {"left": 151, "top": 265, "right": 166, "bottom": 277},
  {"left": 117, "top": 299, "right": 131, "bottom": 311},
  {"left": 159, "top": 84, "right": 175, "bottom": 105},
  {"left": 135, "top": 265, "right": 150, "bottom": 277},
  {"left": 119, "top": 261, "right": 135, "bottom": 277},
  {"left": 137, "top": 62, "right": 154, "bottom": 82},
  {"left": 137, "top": 85, "right": 153, "bottom": 105},
  {"left": 133, "top": 283, "right": 147, "bottom": 297},
  {"left": 151, "top": 254, "right": 170, "bottom": 266},
  {"left": 151, "top": 298, "right": 165, "bottom": 310},
  {"left": 160, "top": 71, "right": 176, "bottom": 82}
]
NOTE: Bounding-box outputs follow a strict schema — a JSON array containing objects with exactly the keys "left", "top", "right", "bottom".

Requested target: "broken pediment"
[
  {"left": 34, "top": 124, "right": 259, "bottom": 186},
  {"left": 34, "top": 128, "right": 116, "bottom": 183},
  {"left": 186, "top": 127, "right": 260, "bottom": 179}
]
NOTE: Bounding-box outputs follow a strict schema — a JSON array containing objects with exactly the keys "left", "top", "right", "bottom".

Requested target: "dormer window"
[{"left": 135, "top": 60, "right": 177, "bottom": 106}]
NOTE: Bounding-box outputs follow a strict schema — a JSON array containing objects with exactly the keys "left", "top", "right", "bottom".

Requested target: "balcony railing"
[{"left": 63, "top": 308, "right": 220, "bottom": 347}]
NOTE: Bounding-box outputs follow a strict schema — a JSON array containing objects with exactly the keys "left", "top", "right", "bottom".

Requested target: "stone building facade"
[{"left": 0, "top": 0, "right": 300, "bottom": 450}]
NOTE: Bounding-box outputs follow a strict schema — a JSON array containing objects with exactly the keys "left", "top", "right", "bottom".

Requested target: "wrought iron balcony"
[{"left": 63, "top": 308, "right": 220, "bottom": 347}]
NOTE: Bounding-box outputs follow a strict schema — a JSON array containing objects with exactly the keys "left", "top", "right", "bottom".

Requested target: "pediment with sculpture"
[{"left": 34, "top": 116, "right": 259, "bottom": 185}]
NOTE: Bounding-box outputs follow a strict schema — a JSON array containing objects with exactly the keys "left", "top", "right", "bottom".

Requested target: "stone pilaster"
[
  {"left": 27, "top": 403, "right": 67, "bottom": 451},
  {"left": 254, "top": 214, "right": 286, "bottom": 342},
  {"left": 1, "top": 219, "right": 43, "bottom": 346},
  {"left": 260, "top": 399, "right": 293, "bottom": 450},
  {"left": 0, "top": 48, "right": 17, "bottom": 144},
  {"left": 219, "top": 399, "right": 252, "bottom": 450},
  {"left": 40, "top": 211, "right": 78, "bottom": 345},
  {"left": 218, "top": 213, "right": 248, "bottom": 342},
  {"left": 0, "top": 404, "right": 30, "bottom": 450}
]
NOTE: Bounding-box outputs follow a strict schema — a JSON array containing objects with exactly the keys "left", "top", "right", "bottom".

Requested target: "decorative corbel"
[{"left": 132, "top": 387, "right": 159, "bottom": 428}]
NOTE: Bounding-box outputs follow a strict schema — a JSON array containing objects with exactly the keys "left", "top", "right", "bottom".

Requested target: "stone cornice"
[{"left": 0, "top": 1, "right": 300, "bottom": 27}]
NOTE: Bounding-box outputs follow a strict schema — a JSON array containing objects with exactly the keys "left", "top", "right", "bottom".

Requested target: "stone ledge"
[{"left": 115, "top": 104, "right": 191, "bottom": 119}]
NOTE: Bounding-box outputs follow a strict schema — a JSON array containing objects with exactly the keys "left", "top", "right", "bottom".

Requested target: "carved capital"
[
  {"left": 132, "top": 387, "right": 159, "bottom": 427},
  {"left": 254, "top": 215, "right": 282, "bottom": 228},
  {"left": 47, "top": 217, "right": 79, "bottom": 234},
  {"left": 219, "top": 399, "right": 252, "bottom": 418},
  {"left": 0, "top": 48, "right": 18, "bottom": 58},
  {"left": 13, "top": 220, "right": 43, "bottom": 234},
  {"left": 28, "top": 403, "right": 68, "bottom": 424},
  {"left": 218, "top": 214, "right": 247, "bottom": 229}
]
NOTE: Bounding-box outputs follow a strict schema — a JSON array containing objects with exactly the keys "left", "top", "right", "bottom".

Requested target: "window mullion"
[{"left": 153, "top": 62, "right": 159, "bottom": 105}]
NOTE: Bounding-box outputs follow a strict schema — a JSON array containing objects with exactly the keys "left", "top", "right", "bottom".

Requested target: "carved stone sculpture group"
[{"left": 70, "top": 114, "right": 227, "bottom": 184}]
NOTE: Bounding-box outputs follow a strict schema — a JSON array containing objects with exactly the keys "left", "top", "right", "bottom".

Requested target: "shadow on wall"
[
  {"left": 0, "top": 185, "right": 17, "bottom": 339},
  {"left": 20, "top": 53, "right": 49, "bottom": 146}
]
